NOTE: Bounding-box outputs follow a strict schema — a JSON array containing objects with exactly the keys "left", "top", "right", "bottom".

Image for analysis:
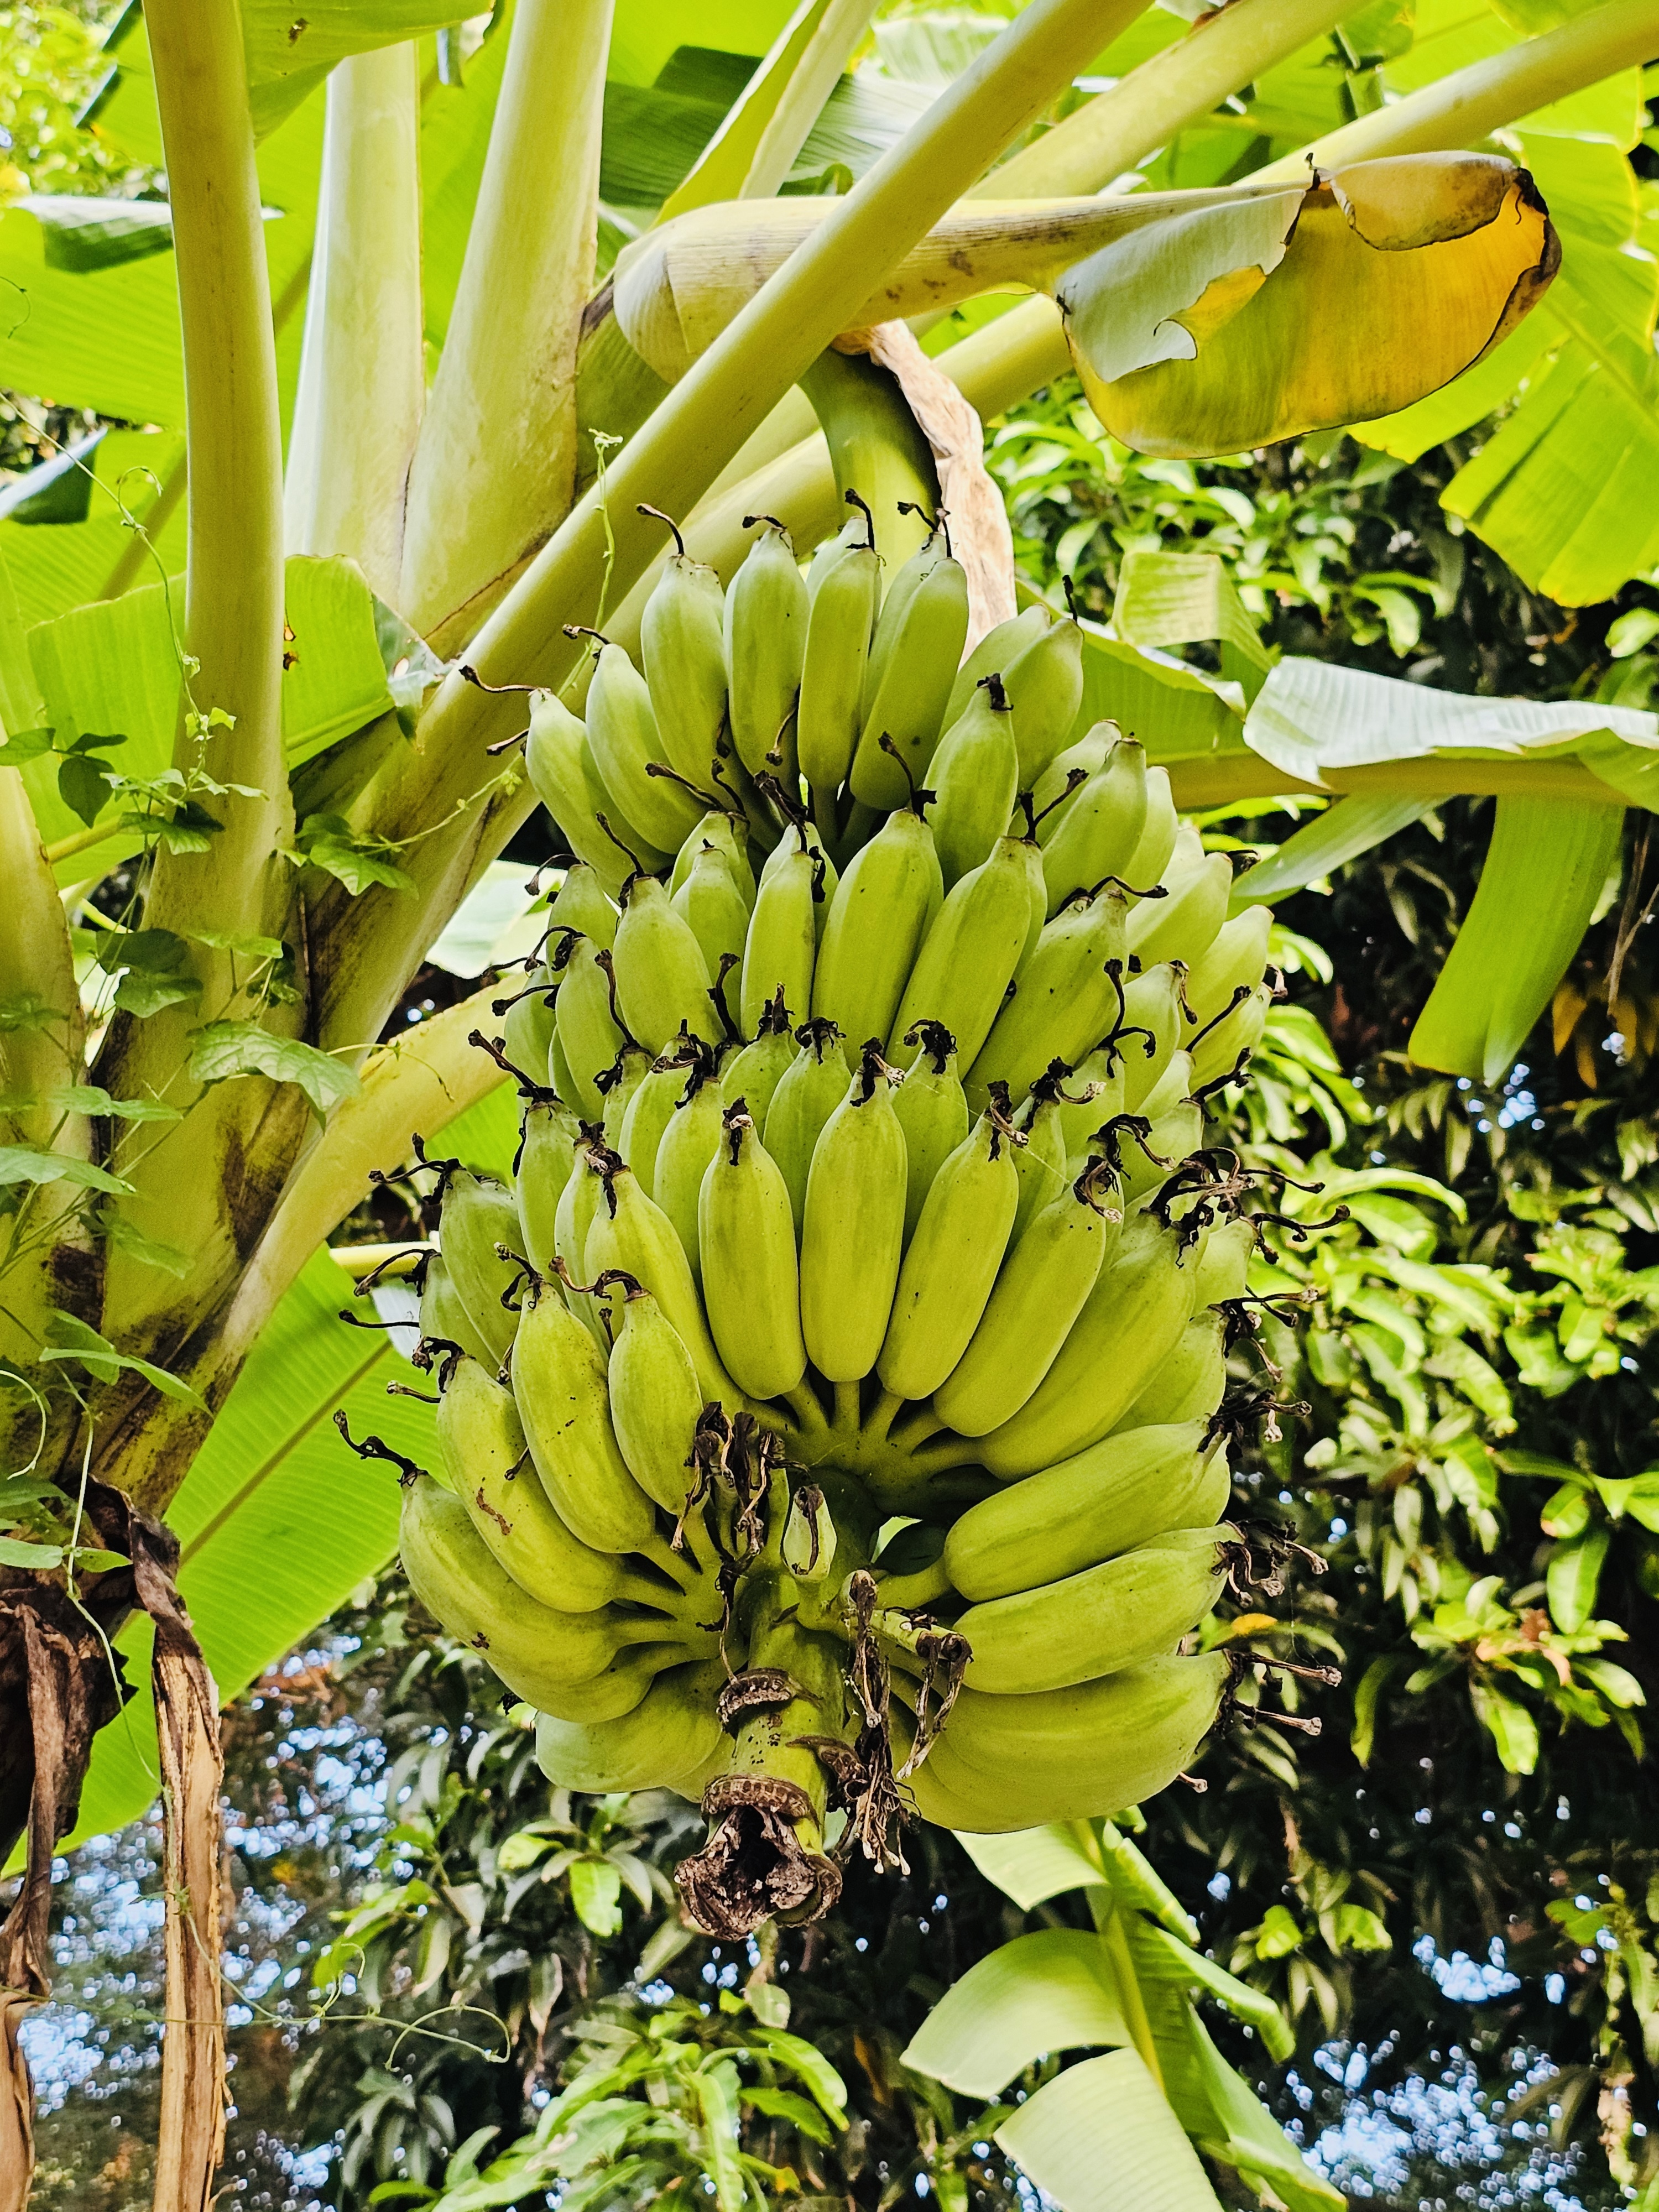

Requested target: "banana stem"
[
  {"left": 832, "top": 1378, "right": 862, "bottom": 1435},
  {"left": 864, "top": 1389, "right": 904, "bottom": 1443},
  {"left": 891, "top": 1407, "right": 946, "bottom": 1452},
  {"left": 783, "top": 1379, "right": 830, "bottom": 1432}
]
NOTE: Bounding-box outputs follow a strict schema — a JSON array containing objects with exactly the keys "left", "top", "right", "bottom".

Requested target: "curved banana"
[
  {"left": 812, "top": 804, "right": 943, "bottom": 1050},
  {"left": 877, "top": 1104, "right": 1020, "bottom": 1405},
  {"left": 535, "top": 1659, "right": 728, "bottom": 1792},
  {"left": 800, "top": 1045, "right": 908, "bottom": 1383},
  {"left": 892, "top": 1024, "right": 968, "bottom": 1243},
  {"left": 762, "top": 1019, "right": 850, "bottom": 1232},
  {"left": 604, "top": 1271, "right": 707, "bottom": 1513},
  {"left": 700, "top": 1101, "right": 807, "bottom": 1399},
  {"left": 725, "top": 518, "right": 808, "bottom": 779},
  {"left": 927, "top": 674, "right": 1020, "bottom": 890}
]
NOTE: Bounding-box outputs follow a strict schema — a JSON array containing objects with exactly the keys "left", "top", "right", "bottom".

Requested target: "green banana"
[
  {"left": 535, "top": 1660, "right": 728, "bottom": 1792},
  {"left": 582, "top": 1156, "right": 738, "bottom": 1407},
  {"left": 1185, "top": 903, "right": 1272, "bottom": 1027},
  {"left": 797, "top": 500, "right": 879, "bottom": 796},
  {"left": 800, "top": 1045, "right": 908, "bottom": 1383},
  {"left": 971, "top": 1213, "right": 1197, "bottom": 1478},
  {"left": 516, "top": 1097, "right": 581, "bottom": 1276},
  {"left": 945, "top": 1420, "right": 1230, "bottom": 1601},
  {"left": 1123, "top": 765, "right": 1179, "bottom": 896},
  {"left": 581, "top": 638, "right": 708, "bottom": 854},
  {"left": 1190, "top": 1214, "right": 1256, "bottom": 1309},
  {"left": 672, "top": 840, "right": 750, "bottom": 988},
  {"left": 1040, "top": 732, "right": 1149, "bottom": 916},
  {"left": 953, "top": 1524, "right": 1227, "bottom": 1694},
  {"left": 1031, "top": 720, "right": 1112, "bottom": 846},
  {"left": 1113, "top": 1310, "right": 1227, "bottom": 1431},
  {"left": 966, "top": 887, "right": 1128, "bottom": 1110},
  {"left": 928, "top": 673, "right": 1020, "bottom": 889},
  {"left": 441, "top": 1355, "right": 637, "bottom": 1611},
  {"left": 1191, "top": 984, "right": 1269, "bottom": 1092},
  {"left": 892, "top": 1023, "right": 968, "bottom": 1241},
  {"left": 719, "top": 990, "right": 797, "bottom": 1127},
  {"left": 878, "top": 1101, "right": 1020, "bottom": 1405},
  {"left": 1120, "top": 962, "right": 1191, "bottom": 1113},
  {"left": 552, "top": 1135, "right": 610, "bottom": 1344},
  {"left": 850, "top": 524, "right": 970, "bottom": 810},
  {"left": 524, "top": 686, "right": 670, "bottom": 898},
  {"left": 598, "top": 1039, "right": 654, "bottom": 1153},
  {"left": 602, "top": 1270, "right": 707, "bottom": 1513},
  {"left": 1009, "top": 1071, "right": 1075, "bottom": 1242},
  {"left": 611, "top": 872, "right": 720, "bottom": 1052},
  {"left": 654, "top": 1054, "right": 727, "bottom": 1282},
  {"left": 724, "top": 517, "right": 808, "bottom": 780},
  {"left": 547, "top": 858, "right": 619, "bottom": 947},
  {"left": 811, "top": 802, "right": 943, "bottom": 1047},
  {"left": 618, "top": 1036, "right": 702, "bottom": 1199},
  {"left": 670, "top": 810, "right": 755, "bottom": 909},
  {"left": 1129, "top": 851, "right": 1232, "bottom": 972},
  {"left": 932, "top": 1160, "right": 1119, "bottom": 1438},
  {"left": 762, "top": 1019, "right": 850, "bottom": 1233},
  {"left": 759, "top": 808, "right": 838, "bottom": 927},
  {"left": 1057, "top": 1044, "right": 1125, "bottom": 1163},
  {"left": 400, "top": 1475, "right": 701, "bottom": 1721},
  {"left": 1119, "top": 1056, "right": 1201, "bottom": 1208},
  {"left": 439, "top": 1170, "right": 524, "bottom": 1368},
  {"left": 699, "top": 1101, "right": 807, "bottom": 1399},
  {"left": 888, "top": 832, "right": 1041, "bottom": 1073},
  {"left": 639, "top": 509, "right": 729, "bottom": 788},
  {"left": 549, "top": 1026, "right": 582, "bottom": 1115},
  {"left": 898, "top": 1653, "right": 1228, "bottom": 1831},
  {"left": 1001, "top": 609, "right": 1084, "bottom": 786},
  {"left": 419, "top": 1251, "right": 495, "bottom": 1370},
  {"left": 552, "top": 931, "right": 624, "bottom": 1120},
  {"left": 942, "top": 604, "right": 1047, "bottom": 730},
  {"left": 509, "top": 1276, "right": 662, "bottom": 1555},
  {"left": 502, "top": 966, "right": 557, "bottom": 1087},
  {"left": 740, "top": 824, "right": 821, "bottom": 1036}
]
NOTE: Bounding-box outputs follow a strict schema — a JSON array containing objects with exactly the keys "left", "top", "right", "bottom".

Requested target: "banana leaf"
[{"left": 995, "top": 2049, "right": 1224, "bottom": 2212}]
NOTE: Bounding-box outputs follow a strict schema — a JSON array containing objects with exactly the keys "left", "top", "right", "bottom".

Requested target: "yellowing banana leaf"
[
  {"left": 995, "top": 2048, "right": 1224, "bottom": 2212},
  {"left": 1062, "top": 154, "right": 1557, "bottom": 458},
  {"left": 1409, "top": 793, "right": 1625, "bottom": 1081},
  {"left": 898, "top": 1930, "right": 1133, "bottom": 2096}
]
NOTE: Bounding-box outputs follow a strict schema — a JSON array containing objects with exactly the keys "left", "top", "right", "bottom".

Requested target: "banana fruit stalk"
[{"left": 379, "top": 508, "right": 1295, "bottom": 1940}]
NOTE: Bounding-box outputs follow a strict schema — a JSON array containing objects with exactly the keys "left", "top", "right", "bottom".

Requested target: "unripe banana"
[
  {"left": 892, "top": 1024, "right": 968, "bottom": 1242},
  {"left": 581, "top": 639, "right": 708, "bottom": 854},
  {"left": 967, "top": 887, "right": 1128, "bottom": 1110},
  {"left": 524, "top": 687, "right": 670, "bottom": 898},
  {"left": 553, "top": 1136, "right": 610, "bottom": 1345},
  {"left": 654, "top": 1057, "right": 727, "bottom": 1283},
  {"left": 510, "top": 1278, "right": 661, "bottom": 1554},
  {"left": 535, "top": 1659, "right": 727, "bottom": 1792},
  {"left": 797, "top": 512, "right": 879, "bottom": 794},
  {"left": 945, "top": 1420, "right": 1229, "bottom": 1600},
  {"left": 805, "top": 511, "right": 866, "bottom": 603},
  {"left": 549, "top": 1027, "right": 582, "bottom": 1115},
  {"left": 671, "top": 810, "right": 755, "bottom": 910},
  {"left": 618, "top": 1037, "right": 702, "bottom": 1199},
  {"left": 763, "top": 1020, "right": 850, "bottom": 1233},
  {"left": 928, "top": 674, "right": 1019, "bottom": 889},
  {"left": 898, "top": 1653, "right": 1228, "bottom": 1830},
  {"left": 517, "top": 1097, "right": 581, "bottom": 1276},
  {"left": 598, "top": 1039, "right": 654, "bottom": 1154},
  {"left": 800, "top": 1045, "right": 908, "bottom": 1383},
  {"left": 552, "top": 932, "right": 624, "bottom": 1120},
  {"left": 582, "top": 1157, "right": 738, "bottom": 1407},
  {"left": 954, "top": 1525, "right": 1227, "bottom": 1694},
  {"left": 1191, "top": 985, "right": 1269, "bottom": 1091},
  {"left": 888, "top": 834, "right": 1039, "bottom": 1073},
  {"left": 850, "top": 529, "right": 970, "bottom": 810},
  {"left": 419, "top": 1251, "right": 495, "bottom": 1370},
  {"left": 933, "top": 1160, "right": 1119, "bottom": 1438},
  {"left": 1185, "top": 903, "right": 1272, "bottom": 1026},
  {"left": 942, "top": 604, "right": 1047, "bottom": 729},
  {"left": 878, "top": 1103, "right": 1020, "bottom": 1405},
  {"left": 603, "top": 1271, "right": 706, "bottom": 1512},
  {"left": 1031, "top": 721, "right": 1112, "bottom": 845},
  {"left": 1123, "top": 765, "right": 1178, "bottom": 895},
  {"left": 1001, "top": 611, "right": 1084, "bottom": 785},
  {"left": 719, "top": 992, "right": 797, "bottom": 1127},
  {"left": 759, "top": 810, "right": 838, "bottom": 937},
  {"left": 672, "top": 841, "right": 750, "bottom": 988},
  {"left": 699, "top": 1101, "right": 807, "bottom": 1399},
  {"left": 1120, "top": 962, "right": 1190, "bottom": 1112},
  {"left": 1057, "top": 1045, "right": 1124, "bottom": 1163},
  {"left": 639, "top": 514, "right": 729, "bottom": 787},
  {"left": 1113, "top": 1310, "right": 1227, "bottom": 1431},
  {"left": 1040, "top": 732, "right": 1149, "bottom": 916},
  {"left": 441, "top": 1356, "right": 632, "bottom": 1611},
  {"left": 440, "top": 1170, "right": 524, "bottom": 1367},
  {"left": 400, "top": 1475, "right": 696, "bottom": 1720},
  {"left": 973, "top": 1213, "right": 1197, "bottom": 1478},
  {"left": 740, "top": 826, "right": 821, "bottom": 1036},
  {"left": 725, "top": 518, "right": 808, "bottom": 779},
  {"left": 812, "top": 805, "right": 943, "bottom": 1047},
  {"left": 1119, "top": 1055, "right": 1202, "bottom": 1207},
  {"left": 502, "top": 968, "right": 557, "bottom": 1087},
  {"left": 1129, "top": 851, "right": 1233, "bottom": 973},
  {"left": 548, "top": 858, "right": 619, "bottom": 948},
  {"left": 1009, "top": 1075, "right": 1074, "bottom": 1242},
  {"left": 611, "top": 873, "right": 719, "bottom": 1052}
]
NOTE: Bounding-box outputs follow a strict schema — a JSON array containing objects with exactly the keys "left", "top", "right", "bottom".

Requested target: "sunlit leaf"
[
  {"left": 995, "top": 2048, "right": 1223, "bottom": 2211},
  {"left": 901, "top": 1931, "right": 1131, "bottom": 2097}
]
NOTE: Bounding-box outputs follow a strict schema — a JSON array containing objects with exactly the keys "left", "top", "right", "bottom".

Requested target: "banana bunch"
[{"left": 387, "top": 503, "right": 1291, "bottom": 1939}]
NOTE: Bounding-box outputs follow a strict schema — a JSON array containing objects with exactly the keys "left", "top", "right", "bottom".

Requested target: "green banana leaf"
[
  {"left": 29, "top": 1077, "right": 519, "bottom": 1867},
  {"left": 1113, "top": 549, "right": 1274, "bottom": 705},
  {"left": 900, "top": 1930, "right": 1133, "bottom": 2095},
  {"left": 995, "top": 2049, "right": 1225, "bottom": 2212},
  {"left": 1230, "top": 795, "right": 1435, "bottom": 907},
  {"left": 0, "top": 430, "right": 187, "bottom": 632},
  {"left": 953, "top": 1823, "right": 1109, "bottom": 1910}
]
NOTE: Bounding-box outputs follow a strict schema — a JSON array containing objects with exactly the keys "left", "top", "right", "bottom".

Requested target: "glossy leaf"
[
  {"left": 1547, "top": 1525, "right": 1610, "bottom": 1631},
  {"left": 995, "top": 2048, "right": 1223, "bottom": 2212},
  {"left": 900, "top": 1930, "right": 1131, "bottom": 2097}
]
